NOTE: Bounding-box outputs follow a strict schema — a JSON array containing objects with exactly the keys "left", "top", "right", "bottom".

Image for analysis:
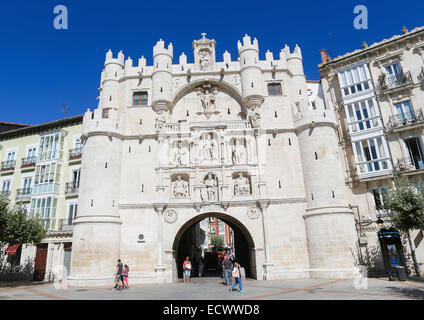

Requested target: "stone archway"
[{"left": 171, "top": 212, "right": 257, "bottom": 282}]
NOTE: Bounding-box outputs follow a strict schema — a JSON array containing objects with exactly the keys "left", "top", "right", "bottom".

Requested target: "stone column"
[
  {"left": 258, "top": 200, "right": 273, "bottom": 279},
  {"left": 154, "top": 204, "right": 166, "bottom": 283}
]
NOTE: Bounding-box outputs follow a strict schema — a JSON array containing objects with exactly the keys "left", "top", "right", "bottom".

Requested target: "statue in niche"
[
  {"left": 203, "top": 173, "right": 218, "bottom": 202},
  {"left": 172, "top": 175, "right": 189, "bottom": 198},
  {"left": 232, "top": 140, "right": 246, "bottom": 164},
  {"left": 234, "top": 173, "right": 250, "bottom": 196},
  {"left": 202, "top": 133, "right": 218, "bottom": 161},
  {"left": 155, "top": 111, "right": 166, "bottom": 132},
  {"left": 172, "top": 141, "right": 189, "bottom": 167},
  {"left": 196, "top": 84, "right": 219, "bottom": 119},
  {"left": 199, "top": 51, "right": 210, "bottom": 71}
]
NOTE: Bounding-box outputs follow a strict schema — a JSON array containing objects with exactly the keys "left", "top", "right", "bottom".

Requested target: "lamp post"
[{"left": 376, "top": 216, "right": 394, "bottom": 281}]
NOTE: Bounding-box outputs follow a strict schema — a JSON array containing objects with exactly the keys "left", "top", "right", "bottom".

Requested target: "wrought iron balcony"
[
  {"left": 21, "top": 156, "right": 36, "bottom": 169},
  {"left": 65, "top": 181, "right": 79, "bottom": 195},
  {"left": 15, "top": 188, "right": 32, "bottom": 202},
  {"left": 69, "top": 147, "right": 82, "bottom": 160},
  {"left": 377, "top": 71, "right": 413, "bottom": 93},
  {"left": 386, "top": 109, "right": 424, "bottom": 130},
  {"left": 395, "top": 157, "right": 424, "bottom": 172},
  {"left": 1, "top": 160, "right": 15, "bottom": 172}
]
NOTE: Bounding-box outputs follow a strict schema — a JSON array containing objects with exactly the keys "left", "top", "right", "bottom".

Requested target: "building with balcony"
[
  {"left": 319, "top": 25, "right": 424, "bottom": 276},
  {"left": 0, "top": 116, "right": 83, "bottom": 281}
]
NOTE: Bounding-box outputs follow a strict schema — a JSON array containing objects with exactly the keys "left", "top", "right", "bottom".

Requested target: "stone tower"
[
  {"left": 294, "top": 92, "right": 358, "bottom": 279},
  {"left": 237, "top": 34, "right": 264, "bottom": 110},
  {"left": 68, "top": 50, "right": 125, "bottom": 286},
  {"left": 152, "top": 39, "right": 173, "bottom": 113}
]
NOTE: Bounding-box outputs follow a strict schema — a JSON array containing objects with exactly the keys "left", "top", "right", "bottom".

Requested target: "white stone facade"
[{"left": 67, "top": 34, "right": 359, "bottom": 286}]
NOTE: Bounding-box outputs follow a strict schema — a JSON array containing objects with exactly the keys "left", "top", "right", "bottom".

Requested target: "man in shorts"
[{"left": 114, "top": 259, "right": 124, "bottom": 290}]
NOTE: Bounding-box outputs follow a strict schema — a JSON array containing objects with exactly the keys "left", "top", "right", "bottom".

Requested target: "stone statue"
[
  {"left": 172, "top": 141, "right": 189, "bottom": 166},
  {"left": 202, "top": 134, "right": 217, "bottom": 161},
  {"left": 248, "top": 111, "right": 261, "bottom": 128},
  {"left": 203, "top": 173, "right": 217, "bottom": 201},
  {"left": 199, "top": 51, "right": 210, "bottom": 71},
  {"left": 172, "top": 175, "right": 189, "bottom": 198},
  {"left": 232, "top": 140, "right": 246, "bottom": 164},
  {"left": 155, "top": 111, "right": 166, "bottom": 132},
  {"left": 234, "top": 173, "right": 250, "bottom": 196},
  {"left": 201, "top": 90, "right": 212, "bottom": 112},
  {"left": 196, "top": 84, "right": 219, "bottom": 119}
]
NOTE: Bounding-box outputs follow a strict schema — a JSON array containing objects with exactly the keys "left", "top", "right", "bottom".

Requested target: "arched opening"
[{"left": 172, "top": 212, "right": 256, "bottom": 280}]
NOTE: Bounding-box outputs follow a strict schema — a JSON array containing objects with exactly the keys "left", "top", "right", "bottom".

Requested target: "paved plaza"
[{"left": 0, "top": 277, "right": 423, "bottom": 300}]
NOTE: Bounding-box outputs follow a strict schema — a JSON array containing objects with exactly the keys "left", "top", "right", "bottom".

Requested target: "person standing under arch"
[{"left": 183, "top": 257, "right": 192, "bottom": 283}]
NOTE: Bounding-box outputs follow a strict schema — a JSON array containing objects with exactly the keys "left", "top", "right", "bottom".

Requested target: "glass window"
[
  {"left": 38, "top": 133, "right": 62, "bottom": 161},
  {"left": 352, "top": 67, "right": 360, "bottom": 83},
  {"left": 133, "top": 92, "right": 148, "bottom": 105},
  {"left": 372, "top": 188, "right": 387, "bottom": 212},
  {"left": 267, "top": 83, "right": 282, "bottom": 96},
  {"left": 2, "top": 180, "right": 11, "bottom": 192},
  {"left": 339, "top": 72, "right": 347, "bottom": 87}
]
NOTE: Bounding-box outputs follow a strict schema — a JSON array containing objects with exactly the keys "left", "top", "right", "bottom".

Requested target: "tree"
[
  {"left": 0, "top": 194, "right": 47, "bottom": 248},
  {"left": 383, "top": 175, "right": 424, "bottom": 277},
  {"left": 211, "top": 235, "right": 225, "bottom": 248}
]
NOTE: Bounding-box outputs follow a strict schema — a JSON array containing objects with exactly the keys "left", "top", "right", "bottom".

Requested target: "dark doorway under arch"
[{"left": 173, "top": 213, "right": 256, "bottom": 280}]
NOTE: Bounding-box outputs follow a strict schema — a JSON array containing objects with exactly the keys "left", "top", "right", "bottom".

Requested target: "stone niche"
[
  {"left": 230, "top": 137, "right": 248, "bottom": 165},
  {"left": 170, "top": 173, "right": 190, "bottom": 199},
  {"left": 200, "top": 172, "right": 219, "bottom": 202},
  {"left": 158, "top": 138, "right": 191, "bottom": 167},
  {"left": 232, "top": 171, "right": 252, "bottom": 196},
  {"left": 170, "top": 140, "right": 190, "bottom": 167},
  {"left": 197, "top": 131, "right": 220, "bottom": 164}
]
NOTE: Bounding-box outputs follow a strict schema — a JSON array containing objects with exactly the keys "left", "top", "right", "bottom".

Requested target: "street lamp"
[{"left": 376, "top": 216, "right": 394, "bottom": 281}]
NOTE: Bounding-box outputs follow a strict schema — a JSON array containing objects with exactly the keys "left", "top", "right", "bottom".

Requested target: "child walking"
[{"left": 122, "top": 265, "right": 129, "bottom": 289}]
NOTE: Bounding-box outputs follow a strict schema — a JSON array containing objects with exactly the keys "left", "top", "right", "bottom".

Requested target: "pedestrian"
[
  {"left": 113, "top": 259, "right": 124, "bottom": 291},
  {"left": 222, "top": 255, "right": 233, "bottom": 286},
  {"left": 198, "top": 257, "right": 204, "bottom": 278},
  {"left": 229, "top": 262, "right": 243, "bottom": 293},
  {"left": 183, "top": 257, "right": 192, "bottom": 283},
  {"left": 122, "top": 265, "right": 129, "bottom": 289}
]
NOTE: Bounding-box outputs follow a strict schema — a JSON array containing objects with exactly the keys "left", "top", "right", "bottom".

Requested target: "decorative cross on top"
[{"left": 201, "top": 32, "right": 207, "bottom": 38}]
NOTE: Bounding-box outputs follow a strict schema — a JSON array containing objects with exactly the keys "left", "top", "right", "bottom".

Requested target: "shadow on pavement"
[{"left": 386, "top": 286, "right": 424, "bottom": 300}]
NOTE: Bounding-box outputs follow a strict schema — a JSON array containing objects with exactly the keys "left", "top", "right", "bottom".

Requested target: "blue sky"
[{"left": 0, "top": 0, "right": 423, "bottom": 125}]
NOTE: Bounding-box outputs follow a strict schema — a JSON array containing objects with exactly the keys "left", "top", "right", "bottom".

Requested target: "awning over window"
[{"left": 5, "top": 244, "right": 20, "bottom": 255}]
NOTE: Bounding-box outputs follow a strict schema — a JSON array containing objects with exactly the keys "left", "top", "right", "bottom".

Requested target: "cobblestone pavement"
[{"left": 0, "top": 277, "right": 423, "bottom": 300}]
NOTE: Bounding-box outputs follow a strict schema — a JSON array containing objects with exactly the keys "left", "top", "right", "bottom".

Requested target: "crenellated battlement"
[
  {"left": 82, "top": 108, "right": 123, "bottom": 136},
  {"left": 286, "top": 44, "right": 303, "bottom": 60},
  {"left": 105, "top": 49, "right": 125, "bottom": 67},
  {"left": 153, "top": 39, "right": 173, "bottom": 57},
  {"left": 237, "top": 34, "right": 259, "bottom": 54}
]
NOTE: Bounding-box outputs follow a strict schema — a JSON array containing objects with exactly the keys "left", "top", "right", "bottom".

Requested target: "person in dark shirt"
[
  {"left": 114, "top": 259, "right": 123, "bottom": 290},
  {"left": 222, "top": 255, "right": 233, "bottom": 286}
]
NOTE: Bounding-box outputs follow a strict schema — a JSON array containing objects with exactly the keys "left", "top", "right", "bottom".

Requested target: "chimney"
[{"left": 320, "top": 49, "right": 329, "bottom": 64}]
